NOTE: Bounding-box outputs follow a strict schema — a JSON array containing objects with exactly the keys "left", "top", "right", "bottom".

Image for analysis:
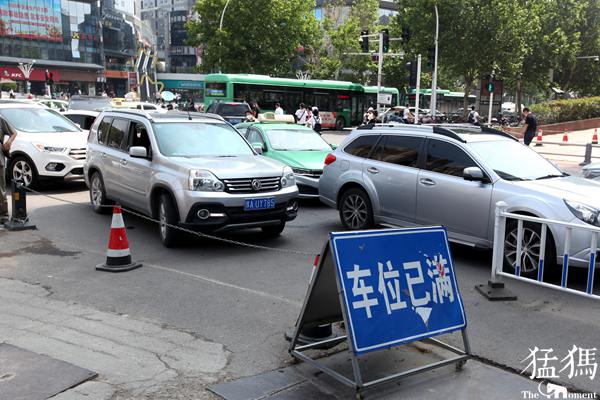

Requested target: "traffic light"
[
  {"left": 401, "top": 26, "right": 410, "bottom": 44},
  {"left": 487, "top": 73, "right": 495, "bottom": 93},
  {"left": 407, "top": 61, "right": 417, "bottom": 87},
  {"left": 427, "top": 47, "right": 435, "bottom": 69},
  {"left": 360, "top": 30, "right": 369, "bottom": 53},
  {"left": 381, "top": 29, "right": 389, "bottom": 53}
]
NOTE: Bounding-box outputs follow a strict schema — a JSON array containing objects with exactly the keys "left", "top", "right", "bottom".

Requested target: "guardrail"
[
  {"left": 532, "top": 140, "right": 600, "bottom": 166},
  {"left": 478, "top": 201, "right": 599, "bottom": 301}
]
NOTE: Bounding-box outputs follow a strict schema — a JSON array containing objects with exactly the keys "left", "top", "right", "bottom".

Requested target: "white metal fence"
[{"left": 490, "top": 201, "right": 599, "bottom": 300}]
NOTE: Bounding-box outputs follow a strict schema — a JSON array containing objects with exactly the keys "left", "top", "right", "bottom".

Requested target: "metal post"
[
  {"left": 561, "top": 228, "right": 572, "bottom": 288},
  {"left": 580, "top": 143, "right": 592, "bottom": 166},
  {"left": 218, "top": 0, "right": 233, "bottom": 73},
  {"left": 488, "top": 89, "right": 494, "bottom": 125},
  {"left": 377, "top": 30, "right": 384, "bottom": 114},
  {"left": 586, "top": 232, "right": 597, "bottom": 295},
  {"left": 475, "top": 201, "right": 517, "bottom": 301},
  {"left": 414, "top": 55, "right": 421, "bottom": 124},
  {"left": 537, "top": 224, "right": 547, "bottom": 282},
  {"left": 430, "top": 4, "right": 439, "bottom": 118}
]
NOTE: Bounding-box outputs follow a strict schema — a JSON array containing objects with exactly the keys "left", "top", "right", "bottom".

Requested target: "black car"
[{"left": 206, "top": 102, "right": 251, "bottom": 125}]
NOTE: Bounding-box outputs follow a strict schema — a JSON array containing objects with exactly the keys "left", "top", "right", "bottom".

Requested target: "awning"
[{"left": 0, "top": 56, "right": 102, "bottom": 71}]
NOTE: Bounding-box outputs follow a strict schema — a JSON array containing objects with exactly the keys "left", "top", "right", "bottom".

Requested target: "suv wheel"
[
  {"left": 261, "top": 221, "right": 285, "bottom": 237},
  {"left": 339, "top": 188, "right": 374, "bottom": 230},
  {"left": 10, "top": 156, "right": 37, "bottom": 188},
  {"left": 89, "top": 172, "right": 112, "bottom": 214},
  {"left": 504, "top": 220, "right": 556, "bottom": 278},
  {"left": 158, "top": 193, "right": 180, "bottom": 247}
]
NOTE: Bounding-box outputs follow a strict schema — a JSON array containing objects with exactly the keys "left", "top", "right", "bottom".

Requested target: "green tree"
[
  {"left": 186, "top": 0, "right": 320, "bottom": 75},
  {"left": 309, "top": 0, "right": 380, "bottom": 83}
]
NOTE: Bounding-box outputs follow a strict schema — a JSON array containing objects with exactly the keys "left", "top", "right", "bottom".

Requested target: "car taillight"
[{"left": 324, "top": 153, "right": 336, "bottom": 166}]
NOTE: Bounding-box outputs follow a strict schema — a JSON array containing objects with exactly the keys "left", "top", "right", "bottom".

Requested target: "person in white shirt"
[
  {"left": 402, "top": 103, "right": 412, "bottom": 123},
  {"left": 274, "top": 103, "right": 284, "bottom": 115},
  {"left": 295, "top": 103, "right": 307, "bottom": 124}
]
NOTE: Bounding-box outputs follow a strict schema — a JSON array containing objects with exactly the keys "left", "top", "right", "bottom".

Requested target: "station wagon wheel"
[
  {"left": 339, "top": 188, "right": 374, "bottom": 231},
  {"left": 504, "top": 220, "right": 556, "bottom": 278},
  {"left": 89, "top": 172, "right": 112, "bottom": 214},
  {"left": 158, "top": 193, "right": 180, "bottom": 247}
]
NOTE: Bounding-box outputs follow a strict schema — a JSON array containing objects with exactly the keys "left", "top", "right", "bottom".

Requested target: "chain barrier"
[{"left": 20, "top": 186, "right": 318, "bottom": 257}]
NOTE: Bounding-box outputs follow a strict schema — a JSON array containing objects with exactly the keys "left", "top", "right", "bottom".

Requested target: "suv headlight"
[
  {"left": 33, "top": 143, "right": 67, "bottom": 153},
  {"left": 189, "top": 169, "right": 225, "bottom": 192},
  {"left": 565, "top": 200, "right": 600, "bottom": 226},
  {"left": 281, "top": 166, "right": 296, "bottom": 188}
]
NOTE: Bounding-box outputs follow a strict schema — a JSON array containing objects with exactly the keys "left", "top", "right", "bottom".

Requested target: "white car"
[
  {"left": 36, "top": 99, "right": 69, "bottom": 111},
  {"left": 0, "top": 102, "right": 88, "bottom": 187},
  {"left": 62, "top": 110, "right": 100, "bottom": 133}
]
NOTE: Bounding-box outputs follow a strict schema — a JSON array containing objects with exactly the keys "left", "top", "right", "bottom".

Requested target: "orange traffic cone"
[
  {"left": 592, "top": 128, "right": 598, "bottom": 145},
  {"left": 96, "top": 206, "right": 142, "bottom": 272},
  {"left": 535, "top": 129, "right": 543, "bottom": 146},
  {"left": 562, "top": 130, "right": 569, "bottom": 142}
]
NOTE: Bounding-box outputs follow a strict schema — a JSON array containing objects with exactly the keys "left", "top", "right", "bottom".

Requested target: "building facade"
[
  {"left": 138, "top": 0, "right": 197, "bottom": 73},
  {"left": 314, "top": 0, "right": 398, "bottom": 25}
]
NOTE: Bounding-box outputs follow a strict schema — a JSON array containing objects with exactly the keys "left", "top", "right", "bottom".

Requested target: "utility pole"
[
  {"left": 487, "top": 73, "right": 495, "bottom": 125},
  {"left": 414, "top": 54, "right": 421, "bottom": 125},
  {"left": 430, "top": 4, "right": 439, "bottom": 118},
  {"left": 376, "top": 30, "right": 384, "bottom": 113},
  {"left": 218, "top": 0, "right": 233, "bottom": 73}
]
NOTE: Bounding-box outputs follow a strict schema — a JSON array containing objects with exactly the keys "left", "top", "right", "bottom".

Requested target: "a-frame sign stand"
[{"left": 289, "top": 228, "right": 471, "bottom": 398}]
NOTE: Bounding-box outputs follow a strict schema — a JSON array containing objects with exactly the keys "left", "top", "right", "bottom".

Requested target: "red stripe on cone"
[
  {"left": 562, "top": 130, "right": 569, "bottom": 142},
  {"left": 593, "top": 128, "right": 598, "bottom": 145}
]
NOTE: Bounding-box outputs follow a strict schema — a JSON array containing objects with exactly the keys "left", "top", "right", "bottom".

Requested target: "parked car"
[
  {"left": 319, "top": 124, "right": 600, "bottom": 276},
  {"left": 35, "top": 99, "right": 69, "bottom": 111},
  {"left": 62, "top": 110, "right": 99, "bottom": 132},
  {"left": 84, "top": 109, "right": 299, "bottom": 246},
  {"left": 582, "top": 162, "right": 600, "bottom": 180},
  {"left": 68, "top": 95, "right": 112, "bottom": 111},
  {"left": 0, "top": 102, "right": 87, "bottom": 187},
  {"left": 206, "top": 102, "right": 251, "bottom": 125},
  {"left": 236, "top": 115, "right": 334, "bottom": 198}
]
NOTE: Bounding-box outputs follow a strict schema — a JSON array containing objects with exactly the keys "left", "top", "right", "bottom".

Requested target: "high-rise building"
[
  {"left": 314, "top": 0, "right": 398, "bottom": 25},
  {"left": 138, "top": 0, "right": 197, "bottom": 72}
]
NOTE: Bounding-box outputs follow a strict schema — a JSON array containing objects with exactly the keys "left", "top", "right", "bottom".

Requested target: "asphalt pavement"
[{"left": 0, "top": 129, "right": 599, "bottom": 399}]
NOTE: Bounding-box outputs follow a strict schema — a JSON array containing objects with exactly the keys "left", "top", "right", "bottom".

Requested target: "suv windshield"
[
  {"left": 68, "top": 97, "right": 111, "bottom": 111},
  {"left": 0, "top": 108, "right": 80, "bottom": 133},
  {"left": 469, "top": 140, "right": 564, "bottom": 181},
  {"left": 152, "top": 122, "right": 254, "bottom": 157},
  {"left": 266, "top": 129, "right": 332, "bottom": 151},
  {"left": 218, "top": 104, "right": 249, "bottom": 116}
]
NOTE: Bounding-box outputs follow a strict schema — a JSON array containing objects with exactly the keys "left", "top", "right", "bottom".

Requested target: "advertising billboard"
[{"left": 0, "top": 0, "right": 63, "bottom": 42}]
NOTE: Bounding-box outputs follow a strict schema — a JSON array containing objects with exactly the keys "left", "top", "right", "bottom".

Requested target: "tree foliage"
[{"left": 186, "top": 0, "right": 320, "bottom": 75}]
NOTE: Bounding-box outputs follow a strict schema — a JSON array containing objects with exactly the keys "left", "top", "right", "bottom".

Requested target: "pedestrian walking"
[
  {"left": 9, "top": 89, "right": 15, "bottom": 99},
  {"left": 0, "top": 119, "right": 17, "bottom": 224},
  {"left": 467, "top": 106, "right": 480, "bottom": 126},
  {"left": 363, "top": 106, "right": 375, "bottom": 124},
  {"left": 312, "top": 106, "right": 322, "bottom": 133},
  {"left": 274, "top": 103, "right": 284, "bottom": 115},
  {"left": 402, "top": 104, "right": 412, "bottom": 123},
  {"left": 522, "top": 107, "right": 538, "bottom": 146},
  {"left": 295, "top": 103, "right": 307, "bottom": 125}
]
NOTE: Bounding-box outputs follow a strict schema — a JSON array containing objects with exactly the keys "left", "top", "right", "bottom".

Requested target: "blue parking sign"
[{"left": 330, "top": 227, "right": 466, "bottom": 356}]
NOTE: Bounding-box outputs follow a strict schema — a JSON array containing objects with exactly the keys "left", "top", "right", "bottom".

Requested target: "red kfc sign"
[{"left": 0, "top": 67, "right": 59, "bottom": 82}]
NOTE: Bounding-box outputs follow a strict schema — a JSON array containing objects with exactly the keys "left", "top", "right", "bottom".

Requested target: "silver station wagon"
[
  {"left": 319, "top": 124, "right": 600, "bottom": 276},
  {"left": 84, "top": 110, "right": 299, "bottom": 246}
]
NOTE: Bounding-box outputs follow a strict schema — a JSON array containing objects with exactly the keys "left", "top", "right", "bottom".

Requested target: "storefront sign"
[
  {"left": 0, "top": 0, "right": 63, "bottom": 42},
  {"left": 0, "top": 67, "right": 59, "bottom": 82}
]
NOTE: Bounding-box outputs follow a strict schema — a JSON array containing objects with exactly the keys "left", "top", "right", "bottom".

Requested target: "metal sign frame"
[{"left": 289, "top": 228, "right": 471, "bottom": 396}]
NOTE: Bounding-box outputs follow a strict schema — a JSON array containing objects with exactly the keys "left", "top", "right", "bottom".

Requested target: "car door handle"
[
  {"left": 120, "top": 159, "right": 127, "bottom": 166},
  {"left": 419, "top": 178, "right": 436, "bottom": 186},
  {"left": 367, "top": 167, "right": 379, "bottom": 174}
]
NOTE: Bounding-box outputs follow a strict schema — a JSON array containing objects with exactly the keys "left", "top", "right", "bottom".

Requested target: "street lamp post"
[
  {"left": 430, "top": 4, "right": 439, "bottom": 119},
  {"left": 17, "top": 60, "right": 35, "bottom": 95},
  {"left": 218, "top": 0, "right": 233, "bottom": 73}
]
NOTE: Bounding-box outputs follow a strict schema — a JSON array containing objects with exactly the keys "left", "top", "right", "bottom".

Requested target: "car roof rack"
[
  {"left": 107, "top": 109, "right": 226, "bottom": 123},
  {"left": 480, "top": 125, "right": 519, "bottom": 141},
  {"left": 432, "top": 126, "right": 466, "bottom": 142}
]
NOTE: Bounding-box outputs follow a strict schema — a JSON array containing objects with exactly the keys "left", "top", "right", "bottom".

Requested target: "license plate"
[
  {"left": 244, "top": 197, "right": 276, "bottom": 211},
  {"left": 228, "top": 118, "right": 241, "bottom": 124}
]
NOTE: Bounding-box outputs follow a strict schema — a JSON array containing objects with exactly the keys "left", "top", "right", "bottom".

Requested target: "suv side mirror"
[
  {"left": 463, "top": 166, "right": 485, "bottom": 182},
  {"left": 129, "top": 146, "right": 148, "bottom": 159},
  {"left": 252, "top": 144, "right": 264, "bottom": 155}
]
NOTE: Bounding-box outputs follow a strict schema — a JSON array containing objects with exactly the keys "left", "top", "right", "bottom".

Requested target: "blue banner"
[{"left": 330, "top": 227, "right": 466, "bottom": 355}]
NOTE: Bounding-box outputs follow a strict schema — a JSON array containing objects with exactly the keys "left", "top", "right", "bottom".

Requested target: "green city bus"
[
  {"left": 204, "top": 74, "right": 399, "bottom": 129},
  {"left": 363, "top": 86, "right": 400, "bottom": 110}
]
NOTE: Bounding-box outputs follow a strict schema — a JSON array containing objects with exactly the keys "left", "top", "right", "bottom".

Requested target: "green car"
[{"left": 235, "top": 120, "right": 334, "bottom": 198}]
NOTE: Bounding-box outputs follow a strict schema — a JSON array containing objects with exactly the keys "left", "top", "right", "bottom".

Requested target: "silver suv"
[
  {"left": 84, "top": 110, "right": 299, "bottom": 246},
  {"left": 319, "top": 124, "right": 600, "bottom": 276}
]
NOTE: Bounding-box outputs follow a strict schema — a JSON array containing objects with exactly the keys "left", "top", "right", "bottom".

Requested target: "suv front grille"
[
  {"left": 223, "top": 177, "right": 281, "bottom": 193},
  {"left": 69, "top": 148, "right": 87, "bottom": 160}
]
